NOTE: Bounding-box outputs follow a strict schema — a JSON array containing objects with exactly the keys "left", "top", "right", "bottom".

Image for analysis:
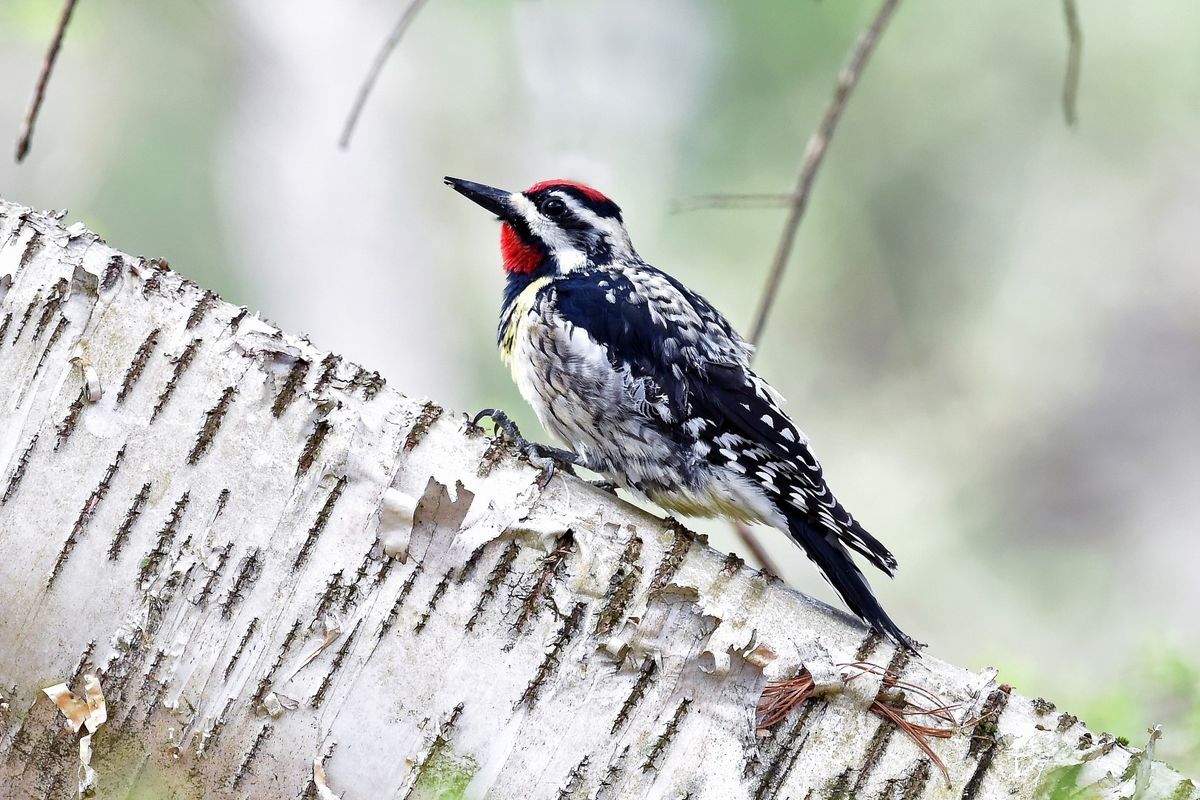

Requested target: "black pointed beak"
[{"left": 444, "top": 177, "right": 514, "bottom": 218}]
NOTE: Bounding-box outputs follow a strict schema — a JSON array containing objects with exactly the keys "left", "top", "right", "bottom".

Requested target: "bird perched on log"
[{"left": 446, "top": 176, "right": 914, "bottom": 652}]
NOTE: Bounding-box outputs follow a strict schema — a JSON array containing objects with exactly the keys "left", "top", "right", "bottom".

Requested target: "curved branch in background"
[
  {"left": 1061, "top": 0, "right": 1082, "bottom": 127},
  {"left": 670, "top": 193, "right": 794, "bottom": 213},
  {"left": 14, "top": 0, "right": 81, "bottom": 164},
  {"left": 747, "top": 0, "right": 901, "bottom": 347},
  {"left": 339, "top": 0, "right": 431, "bottom": 150}
]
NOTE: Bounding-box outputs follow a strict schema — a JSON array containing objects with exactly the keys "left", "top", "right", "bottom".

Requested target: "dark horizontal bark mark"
[
  {"left": 185, "top": 290, "right": 217, "bottom": 329},
  {"left": 221, "top": 547, "right": 262, "bottom": 618},
  {"left": 518, "top": 602, "right": 586, "bottom": 708},
  {"left": 642, "top": 698, "right": 693, "bottom": 772},
  {"left": 961, "top": 684, "right": 1011, "bottom": 800},
  {"left": 232, "top": 723, "right": 273, "bottom": 789},
  {"left": 271, "top": 358, "right": 309, "bottom": 418},
  {"left": 116, "top": 328, "right": 160, "bottom": 405},
  {"left": 188, "top": 385, "right": 238, "bottom": 464},
  {"left": 296, "top": 418, "right": 331, "bottom": 478},
  {"left": 54, "top": 388, "right": 87, "bottom": 450},
  {"left": 413, "top": 570, "right": 452, "bottom": 633},
  {"left": 137, "top": 492, "right": 191, "bottom": 583},
  {"left": 151, "top": 339, "right": 202, "bottom": 421},
  {"left": 293, "top": 476, "right": 347, "bottom": 570},
  {"left": 109, "top": 481, "right": 151, "bottom": 559},
  {"left": 611, "top": 660, "right": 657, "bottom": 735},
  {"left": 595, "top": 533, "right": 643, "bottom": 637},
  {"left": 1, "top": 434, "right": 38, "bottom": 504},
  {"left": 224, "top": 617, "right": 260, "bottom": 681},
  {"left": 466, "top": 540, "right": 520, "bottom": 632},
  {"left": 49, "top": 446, "right": 126, "bottom": 585},
  {"left": 403, "top": 401, "right": 443, "bottom": 452},
  {"left": 514, "top": 531, "right": 575, "bottom": 634},
  {"left": 311, "top": 619, "right": 363, "bottom": 708}
]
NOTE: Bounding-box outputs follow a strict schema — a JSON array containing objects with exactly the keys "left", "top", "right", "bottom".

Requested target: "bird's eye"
[{"left": 541, "top": 197, "right": 567, "bottom": 217}]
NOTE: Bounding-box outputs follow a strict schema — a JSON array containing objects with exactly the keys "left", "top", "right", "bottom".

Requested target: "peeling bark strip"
[
  {"left": 150, "top": 338, "right": 201, "bottom": 421},
  {"left": 109, "top": 481, "right": 151, "bottom": 559},
  {"left": 49, "top": 446, "right": 126, "bottom": 584},
  {"left": 293, "top": 476, "right": 348, "bottom": 570},
  {"left": 271, "top": 358, "right": 309, "bottom": 417},
  {"left": 1, "top": 434, "right": 38, "bottom": 504},
  {"left": 188, "top": 385, "right": 238, "bottom": 464},
  {"left": 0, "top": 202, "right": 1194, "bottom": 800},
  {"left": 116, "top": 328, "right": 160, "bottom": 404},
  {"left": 519, "top": 602, "right": 586, "bottom": 708}
]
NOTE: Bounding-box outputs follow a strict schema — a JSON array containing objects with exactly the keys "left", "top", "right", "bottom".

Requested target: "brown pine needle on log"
[{"left": 757, "top": 661, "right": 958, "bottom": 783}]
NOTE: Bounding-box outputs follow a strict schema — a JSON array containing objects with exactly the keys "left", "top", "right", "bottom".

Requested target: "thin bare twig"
[
  {"left": 1061, "top": 0, "right": 1082, "bottom": 127},
  {"left": 15, "top": 0, "right": 81, "bottom": 163},
  {"left": 732, "top": 521, "right": 782, "bottom": 577},
  {"left": 671, "top": 193, "right": 795, "bottom": 214},
  {"left": 747, "top": 0, "right": 902, "bottom": 346},
  {"left": 339, "top": 0, "right": 430, "bottom": 150}
]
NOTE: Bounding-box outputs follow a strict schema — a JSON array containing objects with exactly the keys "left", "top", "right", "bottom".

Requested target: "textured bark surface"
[{"left": 0, "top": 199, "right": 1194, "bottom": 800}]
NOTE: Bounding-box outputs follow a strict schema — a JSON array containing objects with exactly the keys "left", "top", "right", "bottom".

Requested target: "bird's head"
[{"left": 445, "top": 176, "right": 633, "bottom": 275}]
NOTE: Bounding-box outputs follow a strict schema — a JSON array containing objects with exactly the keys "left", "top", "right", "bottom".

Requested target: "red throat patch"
[
  {"left": 500, "top": 223, "right": 543, "bottom": 274},
  {"left": 525, "top": 178, "right": 610, "bottom": 203}
]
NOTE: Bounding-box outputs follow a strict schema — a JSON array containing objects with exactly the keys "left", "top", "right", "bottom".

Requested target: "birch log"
[{"left": 0, "top": 199, "right": 1194, "bottom": 800}]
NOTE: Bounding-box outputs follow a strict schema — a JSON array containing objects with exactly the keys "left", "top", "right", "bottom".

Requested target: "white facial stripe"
[
  {"left": 559, "top": 194, "right": 634, "bottom": 260},
  {"left": 509, "top": 189, "right": 634, "bottom": 272}
]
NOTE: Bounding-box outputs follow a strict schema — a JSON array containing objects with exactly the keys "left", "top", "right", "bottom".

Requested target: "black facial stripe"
[{"left": 527, "top": 186, "right": 623, "bottom": 220}]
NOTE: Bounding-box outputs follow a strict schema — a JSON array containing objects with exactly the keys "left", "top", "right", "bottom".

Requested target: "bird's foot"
[
  {"left": 471, "top": 408, "right": 579, "bottom": 485},
  {"left": 588, "top": 479, "right": 620, "bottom": 496}
]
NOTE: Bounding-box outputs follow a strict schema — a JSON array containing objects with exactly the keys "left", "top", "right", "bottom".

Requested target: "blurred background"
[{"left": 2, "top": 0, "right": 1198, "bottom": 768}]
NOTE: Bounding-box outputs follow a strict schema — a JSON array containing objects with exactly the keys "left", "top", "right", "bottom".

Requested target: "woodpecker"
[{"left": 445, "top": 176, "right": 914, "bottom": 651}]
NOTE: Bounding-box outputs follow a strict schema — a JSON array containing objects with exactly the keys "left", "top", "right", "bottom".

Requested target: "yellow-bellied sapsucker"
[{"left": 446, "top": 176, "right": 914, "bottom": 651}]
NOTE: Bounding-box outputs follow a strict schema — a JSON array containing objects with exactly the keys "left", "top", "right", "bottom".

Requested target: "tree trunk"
[{"left": 0, "top": 198, "right": 1193, "bottom": 800}]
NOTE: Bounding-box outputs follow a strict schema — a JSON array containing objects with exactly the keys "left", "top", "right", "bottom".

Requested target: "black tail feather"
[{"left": 783, "top": 508, "right": 917, "bottom": 654}]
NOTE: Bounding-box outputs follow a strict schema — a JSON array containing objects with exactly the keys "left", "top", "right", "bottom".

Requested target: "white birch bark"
[{"left": 0, "top": 198, "right": 1194, "bottom": 800}]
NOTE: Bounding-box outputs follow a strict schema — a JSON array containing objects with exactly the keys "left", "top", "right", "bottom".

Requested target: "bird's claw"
[
  {"left": 471, "top": 408, "right": 579, "bottom": 485},
  {"left": 588, "top": 479, "right": 619, "bottom": 495}
]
